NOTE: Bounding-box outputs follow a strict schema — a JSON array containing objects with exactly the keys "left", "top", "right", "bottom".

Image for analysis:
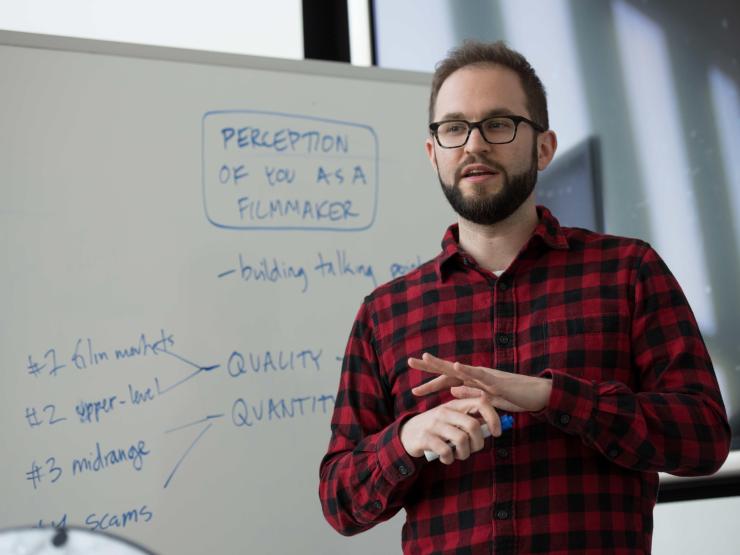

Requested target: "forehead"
[{"left": 434, "top": 64, "right": 529, "bottom": 120}]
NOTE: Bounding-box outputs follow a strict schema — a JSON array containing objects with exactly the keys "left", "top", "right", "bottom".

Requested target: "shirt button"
[
  {"left": 372, "top": 501, "right": 383, "bottom": 511},
  {"left": 559, "top": 414, "right": 571, "bottom": 425},
  {"left": 496, "top": 333, "right": 511, "bottom": 346},
  {"left": 496, "top": 448, "right": 509, "bottom": 458},
  {"left": 398, "top": 464, "right": 409, "bottom": 476},
  {"left": 495, "top": 509, "right": 510, "bottom": 520},
  {"left": 608, "top": 448, "right": 620, "bottom": 459},
  {"left": 498, "top": 280, "right": 509, "bottom": 291}
]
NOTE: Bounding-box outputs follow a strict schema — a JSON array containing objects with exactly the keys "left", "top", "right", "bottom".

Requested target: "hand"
[
  {"left": 399, "top": 396, "right": 502, "bottom": 465},
  {"left": 408, "top": 353, "right": 553, "bottom": 413}
]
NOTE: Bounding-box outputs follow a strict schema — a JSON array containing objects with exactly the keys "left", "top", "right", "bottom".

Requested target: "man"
[{"left": 319, "top": 41, "right": 730, "bottom": 554}]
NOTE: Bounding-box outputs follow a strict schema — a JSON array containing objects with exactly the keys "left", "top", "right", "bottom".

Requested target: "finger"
[
  {"left": 461, "top": 418, "right": 485, "bottom": 453},
  {"left": 415, "top": 356, "right": 492, "bottom": 393},
  {"left": 457, "top": 389, "right": 525, "bottom": 413},
  {"left": 453, "top": 396, "right": 499, "bottom": 439},
  {"left": 408, "top": 356, "right": 447, "bottom": 376},
  {"left": 420, "top": 353, "right": 462, "bottom": 377},
  {"left": 475, "top": 402, "right": 501, "bottom": 437},
  {"left": 439, "top": 423, "right": 472, "bottom": 461},
  {"left": 409, "top": 353, "right": 457, "bottom": 380},
  {"left": 411, "top": 374, "right": 461, "bottom": 396},
  {"left": 440, "top": 408, "right": 486, "bottom": 456},
  {"left": 452, "top": 361, "right": 497, "bottom": 385},
  {"left": 428, "top": 423, "right": 470, "bottom": 464},
  {"left": 409, "top": 355, "right": 464, "bottom": 384},
  {"left": 427, "top": 436, "right": 455, "bottom": 465},
  {"left": 450, "top": 385, "right": 486, "bottom": 399},
  {"left": 408, "top": 356, "right": 435, "bottom": 373},
  {"left": 449, "top": 377, "right": 497, "bottom": 398}
]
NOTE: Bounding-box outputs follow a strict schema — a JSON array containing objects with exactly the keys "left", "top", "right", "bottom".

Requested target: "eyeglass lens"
[{"left": 436, "top": 117, "right": 516, "bottom": 147}]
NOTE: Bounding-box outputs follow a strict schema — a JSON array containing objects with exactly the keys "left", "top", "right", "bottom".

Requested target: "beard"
[{"left": 438, "top": 142, "right": 538, "bottom": 226}]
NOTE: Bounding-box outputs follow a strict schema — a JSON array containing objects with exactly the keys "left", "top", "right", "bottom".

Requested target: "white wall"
[
  {"left": 0, "top": 0, "right": 303, "bottom": 59},
  {"left": 653, "top": 497, "right": 740, "bottom": 555}
]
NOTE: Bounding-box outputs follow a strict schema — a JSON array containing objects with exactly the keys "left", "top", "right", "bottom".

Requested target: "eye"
[
  {"left": 484, "top": 118, "right": 513, "bottom": 131},
  {"left": 439, "top": 121, "right": 468, "bottom": 135}
]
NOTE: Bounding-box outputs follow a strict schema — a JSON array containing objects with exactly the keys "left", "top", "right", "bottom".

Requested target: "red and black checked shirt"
[{"left": 319, "top": 206, "right": 730, "bottom": 554}]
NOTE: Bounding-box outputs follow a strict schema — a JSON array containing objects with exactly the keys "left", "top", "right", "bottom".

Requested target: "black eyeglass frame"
[{"left": 428, "top": 115, "right": 546, "bottom": 148}]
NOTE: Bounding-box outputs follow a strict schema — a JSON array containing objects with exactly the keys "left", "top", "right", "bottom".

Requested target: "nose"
[{"left": 464, "top": 126, "right": 490, "bottom": 155}]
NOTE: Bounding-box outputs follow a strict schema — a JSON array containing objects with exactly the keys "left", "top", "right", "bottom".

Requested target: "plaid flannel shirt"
[{"left": 319, "top": 206, "right": 730, "bottom": 554}]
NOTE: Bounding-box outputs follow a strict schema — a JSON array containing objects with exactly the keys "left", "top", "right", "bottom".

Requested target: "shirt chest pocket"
[{"left": 522, "top": 313, "right": 633, "bottom": 383}]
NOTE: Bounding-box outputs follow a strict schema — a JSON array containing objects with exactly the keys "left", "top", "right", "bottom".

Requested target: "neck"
[{"left": 457, "top": 197, "right": 538, "bottom": 273}]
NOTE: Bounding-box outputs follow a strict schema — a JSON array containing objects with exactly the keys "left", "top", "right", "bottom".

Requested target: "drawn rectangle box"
[{"left": 202, "top": 110, "right": 378, "bottom": 232}]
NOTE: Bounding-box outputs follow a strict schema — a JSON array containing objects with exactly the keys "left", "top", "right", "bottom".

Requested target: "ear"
[
  {"left": 536, "top": 130, "right": 558, "bottom": 171},
  {"left": 425, "top": 136, "right": 438, "bottom": 172}
]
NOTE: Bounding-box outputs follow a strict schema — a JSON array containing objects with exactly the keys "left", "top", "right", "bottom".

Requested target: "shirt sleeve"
[
  {"left": 538, "top": 245, "right": 731, "bottom": 476},
  {"left": 319, "top": 300, "right": 423, "bottom": 536}
]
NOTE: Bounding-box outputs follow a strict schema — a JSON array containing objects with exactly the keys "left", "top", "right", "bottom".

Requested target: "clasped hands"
[{"left": 399, "top": 353, "right": 552, "bottom": 464}]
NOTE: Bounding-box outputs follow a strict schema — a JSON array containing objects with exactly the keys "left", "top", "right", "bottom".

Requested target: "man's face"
[{"left": 425, "top": 64, "right": 542, "bottom": 226}]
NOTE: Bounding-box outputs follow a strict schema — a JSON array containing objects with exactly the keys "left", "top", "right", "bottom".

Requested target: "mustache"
[{"left": 454, "top": 155, "right": 507, "bottom": 182}]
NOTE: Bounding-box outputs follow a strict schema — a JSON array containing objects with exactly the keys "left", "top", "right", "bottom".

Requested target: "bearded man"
[{"left": 319, "top": 41, "right": 729, "bottom": 555}]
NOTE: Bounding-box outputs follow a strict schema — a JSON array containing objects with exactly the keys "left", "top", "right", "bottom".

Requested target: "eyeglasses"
[{"left": 429, "top": 115, "right": 545, "bottom": 148}]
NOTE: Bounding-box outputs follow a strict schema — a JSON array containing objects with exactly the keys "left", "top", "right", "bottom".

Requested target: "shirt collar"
[
  {"left": 533, "top": 205, "right": 570, "bottom": 250},
  {"left": 435, "top": 205, "right": 570, "bottom": 280}
]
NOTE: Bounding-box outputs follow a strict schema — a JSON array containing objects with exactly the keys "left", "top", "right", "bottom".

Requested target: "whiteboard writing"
[
  {"left": 202, "top": 110, "right": 378, "bottom": 231},
  {"left": 227, "top": 348, "right": 323, "bottom": 376},
  {"left": 19, "top": 326, "right": 339, "bottom": 529},
  {"left": 26, "top": 331, "right": 177, "bottom": 379},
  {"left": 36, "top": 505, "right": 154, "bottom": 533},
  {"left": 25, "top": 438, "right": 150, "bottom": 492},
  {"left": 231, "top": 394, "right": 336, "bottom": 428},
  {"left": 216, "top": 250, "right": 427, "bottom": 293}
]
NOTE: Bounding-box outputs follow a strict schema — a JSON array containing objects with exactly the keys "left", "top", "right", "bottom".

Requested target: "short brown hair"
[{"left": 429, "top": 40, "right": 549, "bottom": 130}]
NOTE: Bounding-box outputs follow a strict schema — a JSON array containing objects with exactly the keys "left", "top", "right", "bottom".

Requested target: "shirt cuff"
[
  {"left": 376, "top": 415, "right": 422, "bottom": 485},
  {"left": 534, "top": 369, "right": 597, "bottom": 441}
]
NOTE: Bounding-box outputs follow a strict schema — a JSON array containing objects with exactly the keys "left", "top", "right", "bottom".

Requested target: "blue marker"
[{"left": 424, "top": 414, "right": 514, "bottom": 462}]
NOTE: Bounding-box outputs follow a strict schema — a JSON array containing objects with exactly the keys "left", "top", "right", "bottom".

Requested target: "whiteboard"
[{"left": 0, "top": 30, "right": 451, "bottom": 554}]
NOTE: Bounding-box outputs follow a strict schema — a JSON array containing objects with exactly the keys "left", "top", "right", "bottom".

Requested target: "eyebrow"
[{"left": 436, "top": 108, "right": 517, "bottom": 121}]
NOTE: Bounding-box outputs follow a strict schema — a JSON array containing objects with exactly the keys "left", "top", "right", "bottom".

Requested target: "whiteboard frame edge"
[{"left": 0, "top": 29, "right": 432, "bottom": 86}]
